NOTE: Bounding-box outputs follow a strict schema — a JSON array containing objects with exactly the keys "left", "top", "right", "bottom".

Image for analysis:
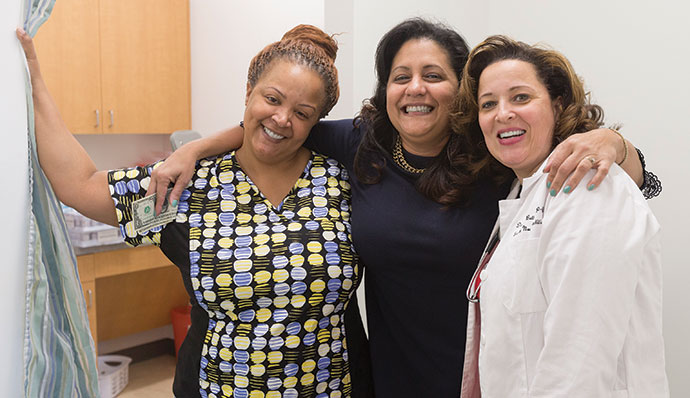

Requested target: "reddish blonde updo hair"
[{"left": 247, "top": 24, "right": 340, "bottom": 118}]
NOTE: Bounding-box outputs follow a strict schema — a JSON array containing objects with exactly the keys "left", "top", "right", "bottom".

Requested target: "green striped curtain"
[{"left": 22, "top": 1, "right": 100, "bottom": 396}]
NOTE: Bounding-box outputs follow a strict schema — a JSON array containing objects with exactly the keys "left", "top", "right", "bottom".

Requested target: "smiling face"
[
  {"left": 477, "top": 59, "right": 559, "bottom": 180},
  {"left": 242, "top": 59, "right": 325, "bottom": 164},
  {"left": 386, "top": 38, "right": 459, "bottom": 156}
]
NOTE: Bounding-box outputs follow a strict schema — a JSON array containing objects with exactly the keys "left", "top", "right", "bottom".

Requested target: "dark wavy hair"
[
  {"left": 452, "top": 35, "right": 604, "bottom": 180},
  {"left": 353, "top": 18, "right": 477, "bottom": 206}
]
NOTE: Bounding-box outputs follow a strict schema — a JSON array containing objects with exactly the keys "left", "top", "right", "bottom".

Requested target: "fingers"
[
  {"left": 146, "top": 146, "right": 199, "bottom": 214},
  {"left": 155, "top": 172, "right": 171, "bottom": 215},
  {"left": 148, "top": 168, "right": 169, "bottom": 215},
  {"left": 172, "top": 167, "right": 196, "bottom": 205},
  {"left": 584, "top": 159, "right": 612, "bottom": 191},
  {"left": 167, "top": 179, "right": 187, "bottom": 212},
  {"left": 145, "top": 174, "right": 156, "bottom": 197},
  {"left": 548, "top": 153, "right": 615, "bottom": 196},
  {"left": 16, "top": 28, "right": 36, "bottom": 61},
  {"left": 544, "top": 140, "right": 576, "bottom": 195},
  {"left": 16, "top": 28, "right": 44, "bottom": 83},
  {"left": 560, "top": 156, "right": 599, "bottom": 194},
  {"left": 16, "top": 28, "right": 30, "bottom": 49},
  {"left": 546, "top": 129, "right": 620, "bottom": 196},
  {"left": 146, "top": 176, "right": 163, "bottom": 217},
  {"left": 149, "top": 166, "right": 192, "bottom": 215}
]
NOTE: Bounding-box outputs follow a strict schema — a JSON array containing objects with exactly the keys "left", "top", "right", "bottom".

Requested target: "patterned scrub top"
[{"left": 108, "top": 150, "right": 361, "bottom": 398}]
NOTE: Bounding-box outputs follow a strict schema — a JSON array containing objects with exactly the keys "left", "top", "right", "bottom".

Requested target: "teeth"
[
  {"left": 263, "top": 126, "right": 285, "bottom": 140},
  {"left": 499, "top": 130, "right": 525, "bottom": 139},
  {"left": 405, "top": 105, "right": 432, "bottom": 113}
]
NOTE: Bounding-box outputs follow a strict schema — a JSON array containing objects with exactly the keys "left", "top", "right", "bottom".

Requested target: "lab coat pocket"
[{"left": 502, "top": 238, "right": 547, "bottom": 314}]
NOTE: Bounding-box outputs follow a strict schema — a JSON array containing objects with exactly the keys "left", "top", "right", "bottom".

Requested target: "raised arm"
[
  {"left": 147, "top": 125, "right": 243, "bottom": 214},
  {"left": 544, "top": 127, "right": 644, "bottom": 194},
  {"left": 148, "top": 118, "right": 360, "bottom": 213},
  {"left": 18, "top": 28, "right": 116, "bottom": 226}
]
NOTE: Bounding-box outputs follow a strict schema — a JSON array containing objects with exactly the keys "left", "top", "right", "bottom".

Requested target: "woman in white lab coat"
[{"left": 453, "top": 36, "right": 668, "bottom": 397}]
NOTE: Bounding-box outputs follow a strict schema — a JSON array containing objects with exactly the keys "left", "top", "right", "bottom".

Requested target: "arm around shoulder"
[
  {"left": 306, "top": 119, "right": 360, "bottom": 165},
  {"left": 544, "top": 128, "right": 648, "bottom": 194},
  {"left": 147, "top": 125, "right": 244, "bottom": 213},
  {"left": 610, "top": 128, "right": 644, "bottom": 188}
]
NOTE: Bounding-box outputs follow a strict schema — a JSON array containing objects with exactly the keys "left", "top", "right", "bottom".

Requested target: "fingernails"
[
  {"left": 587, "top": 184, "right": 596, "bottom": 191},
  {"left": 563, "top": 185, "right": 572, "bottom": 194},
  {"left": 171, "top": 200, "right": 178, "bottom": 207},
  {"left": 550, "top": 189, "right": 557, "bottom": 197},
  {"left": 546, "top": 181, "right": 551, "bottom": 188}
]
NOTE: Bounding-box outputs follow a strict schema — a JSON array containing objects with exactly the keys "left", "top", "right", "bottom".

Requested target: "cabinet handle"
[
  {"left": 94, "top": 110, "right": 100, "bottom": 127},
  {"left": 86, "top": 289, "right": 93, "bottom": 308},
  {"left": 109, "top": 110, "right": 114, "bottom": 127}
]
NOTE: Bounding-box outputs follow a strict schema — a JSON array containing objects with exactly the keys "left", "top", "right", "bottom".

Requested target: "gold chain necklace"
[{"left": 392, "top": 136, "right": 426, "bottom": 174}]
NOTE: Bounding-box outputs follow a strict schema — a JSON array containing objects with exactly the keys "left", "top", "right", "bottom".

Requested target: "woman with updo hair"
[{"left": 17, "top": 24, "right": 369, "bottom": 397}]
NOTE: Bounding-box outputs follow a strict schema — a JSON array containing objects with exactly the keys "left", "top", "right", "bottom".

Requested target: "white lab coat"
[{"left": 462, "top": 159, "right": 668, "bottom": 398}]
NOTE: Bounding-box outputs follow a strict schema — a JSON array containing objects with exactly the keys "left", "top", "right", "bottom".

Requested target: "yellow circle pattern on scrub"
[{"left": 108, "top": 151, "right": 360, "bottom": 397}]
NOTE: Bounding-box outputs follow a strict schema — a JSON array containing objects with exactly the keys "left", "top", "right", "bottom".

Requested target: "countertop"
[{"left": 73, "top": 241, "right": 133, "bottom": 256}]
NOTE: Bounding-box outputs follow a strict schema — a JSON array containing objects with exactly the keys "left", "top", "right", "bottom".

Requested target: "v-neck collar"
[{"left": 229, "top": 150, "right": 315, "bottom": 213}]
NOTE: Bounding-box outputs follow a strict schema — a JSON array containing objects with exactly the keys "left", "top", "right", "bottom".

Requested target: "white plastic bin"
[
  {"left": 62, "top": 206, "right": 123, "bottom": 247},
  {"left": 98, "top": 355, "right": 132, "bottom": 398}
]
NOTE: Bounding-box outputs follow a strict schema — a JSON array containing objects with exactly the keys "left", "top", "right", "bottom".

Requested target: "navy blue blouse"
[{"left": 308, "top": 119, "right": 511, "bottom": 397}]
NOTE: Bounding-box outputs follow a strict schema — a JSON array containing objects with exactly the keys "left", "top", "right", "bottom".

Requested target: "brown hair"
[
  {"left": 247, "top": 24, "right": 339, "bottom": 118},
  {"left": 451, "top": 35, "right": 605, "bottom": 179}
]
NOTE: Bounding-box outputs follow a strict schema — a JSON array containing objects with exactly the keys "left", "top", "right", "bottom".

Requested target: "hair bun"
[
  {"left": 281, "top": 24, "right": 338, "bottom": 62},
  {"left": 247, "top": 24, "right": 340, "bottom": 118}
]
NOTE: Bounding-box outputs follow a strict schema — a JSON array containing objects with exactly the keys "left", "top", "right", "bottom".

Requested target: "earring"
[{"left": 239, "top": 121, "right": 244, "bottom": 128}]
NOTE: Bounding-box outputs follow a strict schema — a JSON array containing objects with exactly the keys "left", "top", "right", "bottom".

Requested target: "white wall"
[
  {"left": 189, "top": 0, "right": 325, "bottom": 136},
  {"left": 77, "top": 133, "right": 171, "bottom": 170},
  {"left": 324, "top": 0, "right": 355, "bottom": 119},
  {"left": 1, "top": 2, "right": 29, "bottom": 396}
]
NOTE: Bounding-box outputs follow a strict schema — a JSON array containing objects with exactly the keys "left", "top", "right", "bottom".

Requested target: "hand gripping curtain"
[{"left": 22, "top": 1, "right": 100, "bottom": 396}]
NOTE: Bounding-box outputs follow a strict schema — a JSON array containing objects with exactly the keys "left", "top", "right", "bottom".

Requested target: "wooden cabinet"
[
  {"left": 77, "top": 254, "right": 98, "bottom": 346},
  {"left": 34, "top": 0, "right": 190, "bottom": 134},
  {"left": 76, "top": 245, "right": 189, "bottom": 348},
  {"left": 33, "top": 0, "right": 101, "bottom": 134}
]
